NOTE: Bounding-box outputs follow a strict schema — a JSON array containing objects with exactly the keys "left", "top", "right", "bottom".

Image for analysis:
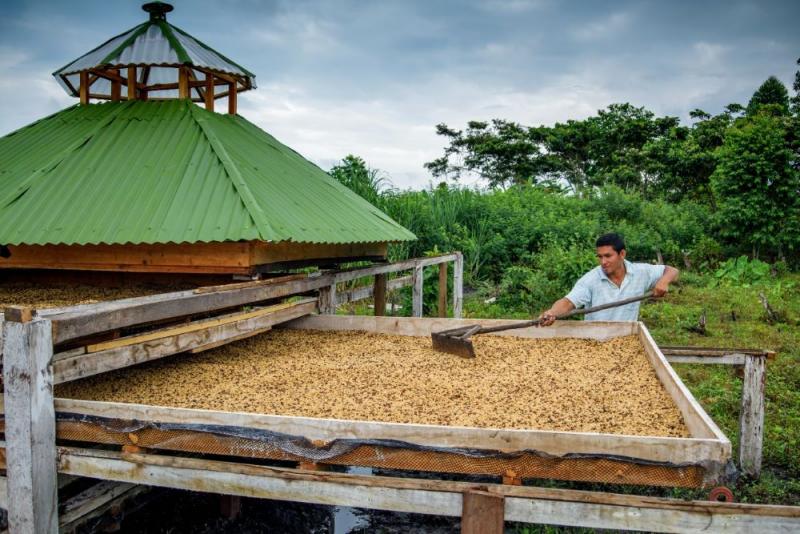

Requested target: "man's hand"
[
  {"left": 652, "top": 265, "right": 679, "bottom": 297},
  {"left": 652, "top": 280, "right": 669, "bottom": 298},
  {"left": 538, "top": 309, "right": 557, "bottom": 327}
]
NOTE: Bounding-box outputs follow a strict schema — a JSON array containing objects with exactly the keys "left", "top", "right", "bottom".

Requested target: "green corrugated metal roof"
[{"left": 0, "top": 100, "right": 415, "bottom": 246}]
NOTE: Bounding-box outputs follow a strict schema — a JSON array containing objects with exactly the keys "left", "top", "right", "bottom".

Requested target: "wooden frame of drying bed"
[{"left": 33, "top": 317, "right": 730, "bottom": 489}]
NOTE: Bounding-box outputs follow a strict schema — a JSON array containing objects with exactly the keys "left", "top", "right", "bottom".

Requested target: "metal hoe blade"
[{"left": 430, "top": 325, "right": 480, "bottom": 358}]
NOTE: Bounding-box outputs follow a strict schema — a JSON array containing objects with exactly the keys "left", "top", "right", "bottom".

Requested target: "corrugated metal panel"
[
  {"left": 0, "top": 101, "right": 415, "bottom": 246},
  {"left": 53, "top": 19, "right": 255, "bottom": 90}
]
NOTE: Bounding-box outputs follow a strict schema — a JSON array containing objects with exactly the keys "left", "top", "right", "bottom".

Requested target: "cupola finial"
[{"left": 142, "top": 2, "right": 174, "bottom": 22}]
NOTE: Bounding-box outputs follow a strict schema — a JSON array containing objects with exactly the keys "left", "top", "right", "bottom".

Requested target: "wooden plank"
[
  {"left": 739, "top": 354, "right": 765, "bottom": 477},
  {"left": 52, "top": 397, "right": 729, "bottom": 466},
  {"left": 205, "top": 72, "right": 214, "bottom": 111},
  {"left": 188, "top": 326, "right": 271, "bottom": 354},
  {"left": 667, "top": 354, "right": 746, "bottom": 365},
  {"left": 638, "top": 324, "right": 729, "bottom": 443},
  {"left": 252, "top": 241, "right": 388, "bottom": 266},
  {"left": 127, "top": 66, "right": 137, "bottom": 100},
  {"left": 59, "top": 484, "right": 149, "bottom": 534},
  {"left": 461, "top": 490, "right": 504, "bottom": 534},
  {"left": 374, "top": 273, "right": 387, "bottom": 317},
  {"left": 4, "top": 306, "right": 34, "bottom": 323},
  {"left": 79, "top": 71, "right": 89, "bottom": 105},
  {"left": 58, "top": 480, "right": 136, "bottom": 527},
  {"left": 412, "top": 265, "right": 424, "bottom": 317},
  {"left": 178, "top": 67, "right": 189, "bottom": 99},
  {"left": 3, "top": 318, "right": 58, "bottom": 533},
  {"left": 110, "top": 68, "right": 121, "bottom": 101},
  {"left": 335, "top": 275, "right": 411, "bottom": 306},
  {"left": 84, "top": 300, "right": 302, "bottom": 353},
  {"left": 228, "top": 81, "right": 237, "bottom": 114},
  {"left": 318, "top": 284, "right": 337, "bottom": 315},
  {"left": 661, "top": 346, "right": 773, "bottom": 358},
  {"left": 438, "top": 263, "right": 448, "bottom": 318},
  {"left": 331, "top": 253, "right": 457, "bottom": 283},
  {"left": 42, "top": 273, "right": 334, "bottom": 344},
  {"left": 52, "top": 447, "right": 800, "bottom": 533},
  {"left": 193, "top": 273, "right": 308, "bottom": 294},
  {"left": 52, "top": 300, "right": 316, "bottom": 384},
  {"left": 284, "top": 314, "right": 638, "bottom": 342},
  {"left": 453, "top": 252, "right": 463, "bottom": 318}
]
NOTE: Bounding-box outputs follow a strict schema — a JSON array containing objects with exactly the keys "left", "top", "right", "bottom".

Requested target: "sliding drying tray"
[{"left": 5, "top": 309, "right": 732, "bottom": 489}]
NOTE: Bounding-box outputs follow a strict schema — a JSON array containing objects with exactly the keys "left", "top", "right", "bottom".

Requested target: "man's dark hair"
[{"left": 596, "top": 233, "right": 625, "bottom": 253}]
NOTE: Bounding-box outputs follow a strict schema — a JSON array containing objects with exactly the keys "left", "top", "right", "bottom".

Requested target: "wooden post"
[
  {"left": 3, "top": 312, "right": 58, "bottom": 534},
  {"left": 228, "top": 81, "right": 237, "bottom": 114},
  {"left": 412, "top": 265, "right": 424, "bottom": 317},
  {"left": 319, "top": 284, "right": 337, "bottom": 315},
  {"left": 110, "top": 69, "right": 121, "bottom": 101},
  {"left": 453, "top": 252, "right": 464, "bottom": 319},
  {"left": 739, "top": 354, "right": 766, "bottom": 477},
  {"left": 178, "top": 67, "right": 189, "bottom": 100},
  {"left": 374, "top": 273, "right": 387, "bottom": 316},
  {"left": 127, "top": 66, "right": 137, "bottom": 100},
  {"left": 205, "top": 73, "right": 215, "bottom": 111},
  {"left": 79, "top": 71, "right": 89, "bottom": 105},
  {"left": 461, "top": 490, "right": 504, "bottom": 534},
  {"left": 438, "top": 262, "right": 448, "bottom": 318}
]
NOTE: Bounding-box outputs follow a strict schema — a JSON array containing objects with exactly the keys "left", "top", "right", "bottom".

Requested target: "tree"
[
  {"left": 793, "top": 58, "right": 800, "bottom": 114},
  {"left": 329, "top": 155, "right": 390, "bottom": 207},
  {"left": 711, "top": 113, "right": 800, "bottom": 259},
  {"left": 424, "top": 120, "right": 548, "bottom": 188},
  {"left": 747, "top": 76, "right": 790, "bottom": 116}
]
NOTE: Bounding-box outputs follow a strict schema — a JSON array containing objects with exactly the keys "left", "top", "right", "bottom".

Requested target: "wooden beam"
[
  {"left": 110, "top": 69, "right": 121, "bottom": 101},
  {"left": 127, "top": 66, "right": 137, "bottom": 100},
  {"left": 334, "top": 275, "right": 412, "bottom": 306},
  {"left": 374, "top": 273, "right": 387, "bottom": 316},
  {"left": 52, "top": 299, "right": 316, "bottom": 384},
  {"left": 178, "top": 67, "right": 189, "bottom": 99},
  {"left": 462, "top": 490, "right": 504, "bottom": 534},
  {"left": 319, "top": 284, "right": 337, "bottom": 315},
  {"left": 228, "top": 81, "right": 237, "bottom": 114},
  {"left": 205, "top": 73, "right": 215, "bottom": 111},
  {"left": 412, "top": 265, "right": 424, "bottom": 317},
  {"left": 58, "top": 480, "right": 137, "bottom": 527},
  {"left": 83, "top": 300, "right": 304, "bottom": 353},
  {"left": 453, "top": 252, "right": 463, "bottom": 318},
  {"left": 50, "top": 447, "right": 800, "bottom": 533},
  {"left": 438, "top": 263, "right": 448, "bottom": 318},
  {"left": 3, "top": 318, "right": 58, "bottom": 533},
  {"left": 739, "top": 354, "right": 766, "bottom": 478},
  {"left": 79, "top": 71, "right": 89, "bottom": 105},
  {"left": 4, "top": 306, "right": 34, "bottom": 323}
]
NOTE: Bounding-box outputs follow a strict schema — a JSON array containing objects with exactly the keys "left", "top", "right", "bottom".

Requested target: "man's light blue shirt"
[{"left": 565, "top": 260, "right": 665, "bottom": 321}]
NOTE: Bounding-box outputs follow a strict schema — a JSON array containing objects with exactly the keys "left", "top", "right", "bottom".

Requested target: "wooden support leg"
[
  {"left": 319, "top": 284, "right": 337, "bottom": 315},
  {"left": 374, "top": 273, "right": 387, "bottom": 317},
  {"left": 739, "top": 354, "right": 766, "bottom": 478},
  {"left": 461, "top": 490, "right": 504, "bottom": 534},
  {"left": 438, "top": 262, "right": 448, "bottom": 318},
  {"left": 3, "top": 313, "right": 58, "bottom": 534},
  {"left": 412, "top": 265, "right": 424, "bottom": 317},
  {"left": 453, "top": 253, "right": 464, "bottom": 319}
]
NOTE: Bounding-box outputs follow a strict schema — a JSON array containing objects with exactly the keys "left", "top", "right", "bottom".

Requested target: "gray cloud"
[{"left": 1, "top": 0, "right": 798, "bottom": 189}]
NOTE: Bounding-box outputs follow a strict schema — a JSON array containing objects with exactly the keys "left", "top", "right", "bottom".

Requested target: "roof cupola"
[{"left": 52, "top": 2, "right": 254, "bottom": 113}]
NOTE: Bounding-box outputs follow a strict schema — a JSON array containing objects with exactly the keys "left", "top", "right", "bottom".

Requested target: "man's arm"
[
  {"left": 538, "top": 297, "right": 576, "bottom": 326},
  {"left": 653, "top": 265, "right": 680, "bottom": 297}
]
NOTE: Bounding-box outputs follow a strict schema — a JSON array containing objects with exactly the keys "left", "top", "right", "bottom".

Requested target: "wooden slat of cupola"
[{"left": 58, "top": 2, "right": 255, "bottom": 114}]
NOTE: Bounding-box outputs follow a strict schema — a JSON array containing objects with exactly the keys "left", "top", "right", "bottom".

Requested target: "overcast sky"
[{"left": 1, "top": 0, "right": 798, "bottom": 189}]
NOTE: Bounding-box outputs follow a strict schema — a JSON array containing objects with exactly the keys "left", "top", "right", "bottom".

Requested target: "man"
[{"left": 539, "top": 233, "right": 679, "bottom": 325}]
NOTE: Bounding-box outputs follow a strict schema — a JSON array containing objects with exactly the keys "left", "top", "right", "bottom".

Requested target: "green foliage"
[
  {"left": 711, "top": 112, "right": 800, "bottom": 260},
  {"left": 329, "top": 154, "right": 391, "bottom": 207},
  {"left": 747, "top": 75, "right": 791, "bottom": 116},
  {"left": 711, "top": 255, "right": 771, "bottom": 287}
]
